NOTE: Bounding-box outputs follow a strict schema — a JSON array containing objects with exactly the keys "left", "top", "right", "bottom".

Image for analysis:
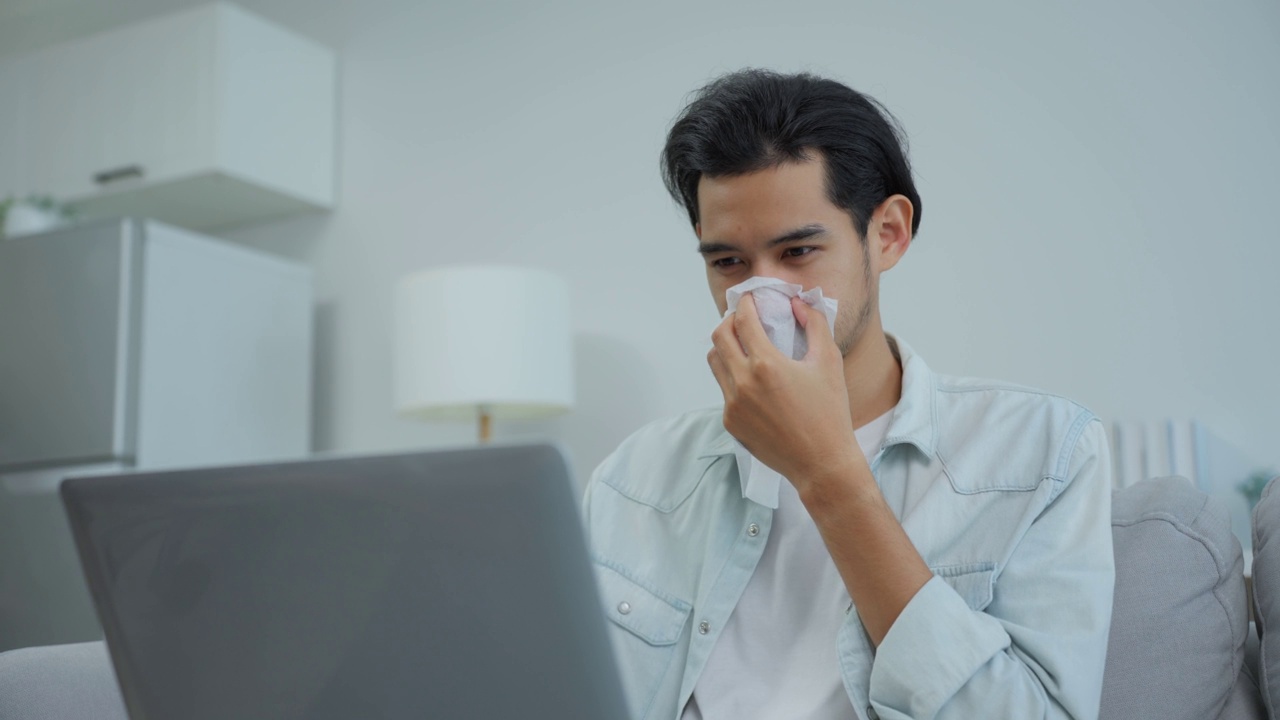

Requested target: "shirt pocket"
[
  {"left": 595, "top": 562, "right": 690, "bottom": 719},
  {"left": 930, "top": 562, "right": 996, "bottom": 612}
]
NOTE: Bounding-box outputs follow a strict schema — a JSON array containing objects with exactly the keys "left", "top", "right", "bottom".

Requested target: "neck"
[{"left": 841, "top": 319, "right": 903, "bottom": 430}]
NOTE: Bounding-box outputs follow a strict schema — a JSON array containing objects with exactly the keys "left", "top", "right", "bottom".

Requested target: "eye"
[
  {"left": 784, "top": 247, "right": 816, "bottom": 259},
  {"left": 711, "top": 257, "right": 742, "bottom": 269}
]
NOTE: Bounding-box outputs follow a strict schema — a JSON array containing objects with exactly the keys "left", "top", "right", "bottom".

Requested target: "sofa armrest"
[{"left": 0, "top": 641, "right": 128, "bottom": 720}]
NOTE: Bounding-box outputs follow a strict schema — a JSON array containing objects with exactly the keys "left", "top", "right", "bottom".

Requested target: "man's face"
[{"left": 695, "top": 155, "right": 876, "bottom": 357}]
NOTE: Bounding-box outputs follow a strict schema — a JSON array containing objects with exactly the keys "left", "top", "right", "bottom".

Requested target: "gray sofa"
[
  {"left": 1101, "top": 476, "right": 1264, "bottom": 719},
  {"left": 1250, "top": 475, "right": 1280, "bottom": 718},
  {"left": 1, "top": 475, "right": 1277, "bottom": 719},
  {"left": 0, "top": 640, "right": 126, "bottom": 720}
]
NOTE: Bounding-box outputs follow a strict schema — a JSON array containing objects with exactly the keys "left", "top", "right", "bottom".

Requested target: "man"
[{"left": 582, "top": 69, "right": 1114, "bottom": 720}]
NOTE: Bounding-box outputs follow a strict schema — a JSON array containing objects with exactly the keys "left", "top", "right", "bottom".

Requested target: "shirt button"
[
  {"left": 747, "top": 523, "right": 760, "bottom": 537},
  {"left": 617, "top": 601, "right": 631, "bottom": 615},
  {"left": 866, "top": 705, "right": 879, "bottom": 720},
  {"left": 698, "top": 620, "right": 710, "bottom": 635}
]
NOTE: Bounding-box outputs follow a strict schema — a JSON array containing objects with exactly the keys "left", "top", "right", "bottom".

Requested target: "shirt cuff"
[{"left": 869, "top": 575, "right": 1011, "bottom": 717}]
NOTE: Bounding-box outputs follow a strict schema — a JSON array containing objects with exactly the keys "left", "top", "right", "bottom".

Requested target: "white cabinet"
[
  {"left": 6, "top": 3, "right": 335, "bottom": 231},
  {"left": 29, "top": 9, "right": 216, "bottom": 205},
  {"left": 0, "top": 217, "right": 313, "bottom": 650}
]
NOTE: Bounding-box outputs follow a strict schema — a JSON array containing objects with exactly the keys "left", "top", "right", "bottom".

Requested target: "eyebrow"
[{"left": 696, "top": 224, "right": 827, "bottom": 256}]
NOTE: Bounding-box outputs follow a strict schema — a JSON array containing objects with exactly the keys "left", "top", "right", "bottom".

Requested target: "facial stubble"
[{"left": 834, "top": 238, "right": 876, "bottom": 357}]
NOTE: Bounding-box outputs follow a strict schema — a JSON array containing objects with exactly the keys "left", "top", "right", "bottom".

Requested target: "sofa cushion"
[
  {"left": 1249, "top": 476, "right": 1280, "bottom": 716},
  {"left": 1217, "top": 671, "right": 1266, "bottom": 720},
  {"left": 0, "top": 641, "right": 127, "bottom": 720},
  {"left": 1100, "top": 476, "right": 1252, "bottom": 720}
]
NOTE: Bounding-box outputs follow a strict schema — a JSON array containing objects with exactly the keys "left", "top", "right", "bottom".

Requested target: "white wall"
[{"left": 224, "top": 0, "right": 1280, "bottom": 489}]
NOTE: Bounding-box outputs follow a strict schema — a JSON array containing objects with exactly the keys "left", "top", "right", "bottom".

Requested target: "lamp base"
[{"left": 478, "top": 406, "right": 493, "bottom": 444}]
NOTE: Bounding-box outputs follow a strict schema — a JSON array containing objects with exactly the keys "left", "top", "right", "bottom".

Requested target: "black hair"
[{"left": 661, "top": 68, "right": 922, "bottom": 240}]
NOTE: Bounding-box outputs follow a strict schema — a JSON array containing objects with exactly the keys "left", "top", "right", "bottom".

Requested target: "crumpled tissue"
[{"left": 721, "top": 276, "right": 838, "bottom": 508}]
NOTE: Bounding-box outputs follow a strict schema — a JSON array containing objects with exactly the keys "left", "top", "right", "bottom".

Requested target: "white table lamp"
[{"left": 393, "top": 265, "right": 574, "bottom": 442}]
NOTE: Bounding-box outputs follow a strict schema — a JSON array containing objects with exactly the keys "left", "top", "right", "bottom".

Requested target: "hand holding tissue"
[
  {"left": 724, "top": 276, "right": 838, "bottom": 360},
  {"left": 709, "top": 277, "right": 856, "bottom": 508}
]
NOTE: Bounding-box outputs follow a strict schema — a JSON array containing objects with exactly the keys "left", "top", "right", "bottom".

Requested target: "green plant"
[
  {"left": 1239, "top": 470, "right": 1277, "bottom": 511},
  {"left": 0, "top": 194, "right": 75, "bottom": 232}
]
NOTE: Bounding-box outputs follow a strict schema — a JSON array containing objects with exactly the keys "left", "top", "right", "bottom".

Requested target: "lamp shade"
[{"left": 393, "top": 265, "right": 574, "bottom": 422}]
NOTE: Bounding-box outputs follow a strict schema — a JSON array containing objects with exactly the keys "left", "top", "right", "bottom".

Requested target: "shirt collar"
[
  {"left": 882, "top": 334, "right": 937, "bottom": 458},
  {"left": 697, "top": 429, "right": 737, "bottom": 459},
  {"left": 696, "top": 333, "right": 938, "bottom": 463}
]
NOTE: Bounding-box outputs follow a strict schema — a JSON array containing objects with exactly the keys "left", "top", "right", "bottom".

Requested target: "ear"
[{"left": 869, "top": 194, "right": 913, "bottom": 273}]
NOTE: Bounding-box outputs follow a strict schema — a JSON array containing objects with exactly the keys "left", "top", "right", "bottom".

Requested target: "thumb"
[
  {"left": 794, "top": 298, "right": 837, "bottom": 362},
  {"left": 791, "top": 297, "right": 832, "bottom": 337}
]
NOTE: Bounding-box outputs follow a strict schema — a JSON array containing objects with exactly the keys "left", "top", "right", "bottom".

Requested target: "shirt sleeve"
[
  {"left": 866, "top": 418, "right": 1116, "bottom": 720},
  {"left": 579, "top": 450, "right": 611, "bottom": 545}
]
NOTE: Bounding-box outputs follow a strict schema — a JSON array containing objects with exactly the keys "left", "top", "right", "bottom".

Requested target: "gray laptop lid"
[{"left": 61, "top": 444, "right": 629, "bottom": 720}]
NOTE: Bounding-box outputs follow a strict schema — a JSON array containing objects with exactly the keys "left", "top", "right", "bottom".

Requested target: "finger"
[
  {"left": 795, "top": 299, "right": 838, "bottom": 360},
  {"left": 706, "top": 347, "right": 735, "bottom": 396},
  {"left": 791, "top": 296, "right": 811, "bottom": 329},
  {"left": 733, "top": 294, "right": 778, "bottom": 357},
  {"left": 793, "top": 298, "right": 834, "bottom": 340},
  {"left": 711, "top": 314, "right": 750, "bottom": 373}
]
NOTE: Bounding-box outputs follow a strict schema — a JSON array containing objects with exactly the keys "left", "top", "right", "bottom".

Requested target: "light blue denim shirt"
[{"left": 582, "top": 336, "right": 1115, "bottom": 720}]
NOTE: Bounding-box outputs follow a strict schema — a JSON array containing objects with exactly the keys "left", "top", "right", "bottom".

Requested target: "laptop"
[{"left": 61, "top": 443, "right": 630, "bottom": 720}]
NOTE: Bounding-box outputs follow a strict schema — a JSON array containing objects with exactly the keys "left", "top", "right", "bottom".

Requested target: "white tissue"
[{"left": 721, "top": 277, "right": 839, "bottom": 508}]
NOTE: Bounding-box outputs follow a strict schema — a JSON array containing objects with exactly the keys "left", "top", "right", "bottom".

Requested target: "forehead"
[{"left": 696, "top": 158, "right": 838, "bottom": 236}]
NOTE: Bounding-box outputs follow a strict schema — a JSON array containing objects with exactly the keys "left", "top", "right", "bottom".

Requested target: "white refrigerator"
[{"left": 0, "top": 217, "right": 312, "bottom": 650}]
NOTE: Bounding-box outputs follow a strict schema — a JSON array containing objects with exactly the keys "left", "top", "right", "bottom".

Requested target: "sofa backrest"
[
  {"left": 1249, "top": 475, "right": 1280, "bottom": 717},
  {"left": 1101, "top": 476, "right": 1263, "bottom": 720}
]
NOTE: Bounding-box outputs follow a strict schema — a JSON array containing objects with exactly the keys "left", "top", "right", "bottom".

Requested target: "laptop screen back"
[{"left": 62, "top": 444, "right": 628, "bottom": 720}]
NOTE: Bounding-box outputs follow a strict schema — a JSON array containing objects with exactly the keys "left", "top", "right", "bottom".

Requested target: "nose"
[{"left": 752, "top": 260, "right": 804, "bottom": 286}]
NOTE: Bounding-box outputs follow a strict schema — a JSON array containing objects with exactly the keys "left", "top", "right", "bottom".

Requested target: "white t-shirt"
[{"left": 682, "top": 408, "right": 894, "bottom": 720}]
